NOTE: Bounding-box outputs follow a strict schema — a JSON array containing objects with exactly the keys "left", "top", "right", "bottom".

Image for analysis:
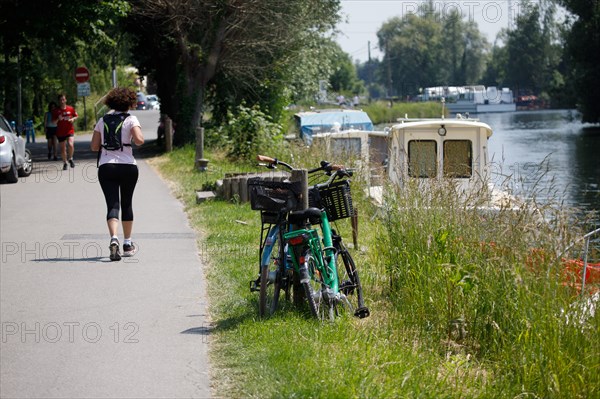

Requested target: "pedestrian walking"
[
  {"left": 52, "top": 93, "right": 78, "bottom": 170},
  {"left": 24, "top": 118, "right": 35, "bottom": 143},
  {"left": 45, "top": 102, "right": 58, "bottom": 160},
  {"left": 90, "top": 87, "right": 145, "bottom": 261}
]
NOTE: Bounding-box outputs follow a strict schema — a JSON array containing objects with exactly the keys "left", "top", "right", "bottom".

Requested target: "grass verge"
[{"left": 148, "top": 144, "right": 599, "bottom": 398}]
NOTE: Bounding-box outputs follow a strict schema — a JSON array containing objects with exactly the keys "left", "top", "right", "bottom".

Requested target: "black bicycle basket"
[
  {"left": 248, "top": 177, "right": 301, "bottom": 214},
  {"left": 309, "top": 179, "right": 354, "bottom": 221}
]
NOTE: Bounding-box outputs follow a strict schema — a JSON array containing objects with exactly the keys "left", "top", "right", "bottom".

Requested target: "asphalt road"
[{"left": 0, "top": 110, "right": 212, "bottom": 398}]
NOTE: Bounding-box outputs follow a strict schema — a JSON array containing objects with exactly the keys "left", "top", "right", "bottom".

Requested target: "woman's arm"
[
  {"left": 90, "top": 130, "right": 101, "bottom": 151},
  {"left": 131, "top": 126, "right": 144, "bottom": 146}
]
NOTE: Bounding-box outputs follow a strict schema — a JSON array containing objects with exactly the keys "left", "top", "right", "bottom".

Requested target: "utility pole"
[
  {"left": 17, "top": 46, "right": 22, "bottom": 133},
  {"left": 368, "top": 41, "right": 371, "bottom": 62},
  {"left": 386, "top": 40, "right": 392, "bottom": 99}
]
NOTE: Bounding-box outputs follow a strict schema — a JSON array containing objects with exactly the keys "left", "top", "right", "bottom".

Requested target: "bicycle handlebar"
[{"left": 256, "top": 155, "right": 353, "bottom": 180}]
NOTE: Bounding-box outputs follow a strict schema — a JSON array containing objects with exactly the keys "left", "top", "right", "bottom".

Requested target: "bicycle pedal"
[
  {"left": 354, "top": 307, "right": 370, "bottom": 319},
  {"left": 249, "top": 279, "right": 260, "bottom": 292}
]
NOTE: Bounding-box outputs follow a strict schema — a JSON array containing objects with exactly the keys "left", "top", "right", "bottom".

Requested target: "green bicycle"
[{"left": 249, "top": 155, "right": 370, "bottom": 320}]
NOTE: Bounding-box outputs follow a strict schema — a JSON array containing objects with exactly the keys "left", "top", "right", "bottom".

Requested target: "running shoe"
[
  {"left": 109, "top": 239, "right": 121, "bottom": 261},
  {"left": 63, "top": 163, "right": 68, "bottom": 170},
  {"left": 122, "top": 242, "right": 137, "bottom": 257},
  {"left": 69, "top": 159, "right": 75, "bottom": 168}
]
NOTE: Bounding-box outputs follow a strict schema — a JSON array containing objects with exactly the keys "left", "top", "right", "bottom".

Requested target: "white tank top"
[{"left": 94, "top": 112, "right": 140, "bottom": 166}]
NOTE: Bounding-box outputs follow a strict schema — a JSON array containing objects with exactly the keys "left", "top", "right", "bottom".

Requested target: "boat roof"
[
  {"left": 296, "top": 109, "right": 374, "bottom": 129},
  {"left": 392, "top": 117, "right": 493, "bottom": 138},
  {"left": 312, "top": 128, "right": 389, "bottom": 139}
]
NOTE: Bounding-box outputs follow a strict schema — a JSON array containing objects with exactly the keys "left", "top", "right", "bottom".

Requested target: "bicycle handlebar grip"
[{"left": 257, "top": 155, "right": 276, "bottom": 163}]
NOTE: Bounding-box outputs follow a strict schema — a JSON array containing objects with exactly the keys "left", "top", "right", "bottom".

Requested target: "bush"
[{"left": 206, "top": 103, "right": 285, "bottom": 160}]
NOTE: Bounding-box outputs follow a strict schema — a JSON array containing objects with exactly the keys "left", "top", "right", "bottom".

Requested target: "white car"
[
  {"left": 146, "top": 94, "right": 160, "bottom": 110},
  {"left": 0, "top": 114, "right": 33, "bottom": 183}
]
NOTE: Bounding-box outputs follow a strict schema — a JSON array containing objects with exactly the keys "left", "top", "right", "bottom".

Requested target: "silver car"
[
  {"left": 146, "top": 94, "right": 160, "bottom": 110},
  {"left": 0, "top": 114, "right": 33, "bottom": 183}
]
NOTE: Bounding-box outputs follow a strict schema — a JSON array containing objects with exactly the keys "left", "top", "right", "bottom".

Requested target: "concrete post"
[{"left": 195, "top": 126, "right": 209, "bottom": 171}]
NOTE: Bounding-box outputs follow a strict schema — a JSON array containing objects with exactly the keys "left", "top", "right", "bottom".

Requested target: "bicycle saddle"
[{"left": 288, "top": 207, "right": 322, "bottom": 226}]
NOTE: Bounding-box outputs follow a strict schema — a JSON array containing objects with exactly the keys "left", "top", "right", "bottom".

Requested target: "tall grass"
[
  {"left": 363, "top": 101, "right": 447, "bottom": 124},
  {"left": 149, "top": 144, "right": 599, "bottom": 398}
]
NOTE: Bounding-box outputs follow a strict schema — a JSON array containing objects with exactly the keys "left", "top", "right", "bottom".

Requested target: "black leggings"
[{"left": 98, "top": 163, "right": 139, "bottom": 221}]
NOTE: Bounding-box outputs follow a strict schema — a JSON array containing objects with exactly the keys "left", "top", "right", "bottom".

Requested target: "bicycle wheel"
[
  {"left": 336, "top": 243, "right": 370, "bottom": 318},
  {"left": 259, "top": 231, "right": 284, "bottom": 317},
  {"left": 300, "top": 249, "right": 335, "bottom": 321}
]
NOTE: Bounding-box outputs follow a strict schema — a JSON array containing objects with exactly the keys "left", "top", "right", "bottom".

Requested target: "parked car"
[
  {"left": 0, "top": 114, "right": 33, "bottom": 183},
  {"left": 136, "top": 92, "right": 147, "bottom": 110},
  {"left": 146, "top": 94, "right": 160, "bottom": 110}
]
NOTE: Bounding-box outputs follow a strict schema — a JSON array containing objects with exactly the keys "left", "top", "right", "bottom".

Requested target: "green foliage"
[
  {"left": 559, "top": 0, "right": 600, "bottom": 123},
  {"left": 128, "top": 0, "right": 342, "bottom": 145},
  {"left": 0, "top": 1, "right": 132, "bottom": 127},
  {"left": 209, "top": 104, "right": 285, "bottom": 160},
  {"left": 376, "top": 5, "right": 489, "bottom": 97}
]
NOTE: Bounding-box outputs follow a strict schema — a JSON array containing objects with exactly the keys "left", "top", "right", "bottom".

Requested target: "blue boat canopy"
[{"left": 295, "top": 110, "right": 374, "bottom": 142}]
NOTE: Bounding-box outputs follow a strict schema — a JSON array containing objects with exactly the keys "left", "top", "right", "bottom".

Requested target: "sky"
[{"left": 336, "top": 0, "right": 519, "bottom": 62}]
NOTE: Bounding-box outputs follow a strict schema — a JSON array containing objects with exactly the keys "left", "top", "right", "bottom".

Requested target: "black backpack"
[
  {"left": 102, "top": 112, "right": 130, "bottom": 151},
  {"left": 97, "top": 112, "right": 131, "bottom": 167}
]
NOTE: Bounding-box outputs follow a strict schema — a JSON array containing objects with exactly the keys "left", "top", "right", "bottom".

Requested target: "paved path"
[{"left": 0, "top": 110, "right": 212, "bottom": 398}]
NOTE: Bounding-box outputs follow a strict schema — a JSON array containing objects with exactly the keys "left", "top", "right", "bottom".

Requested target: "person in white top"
[
  {"left": 91, "top": 87, "right": 145, "bottom": 261},
  {"left": 44, "top": 102, "right": 58, "bottom": 160}
]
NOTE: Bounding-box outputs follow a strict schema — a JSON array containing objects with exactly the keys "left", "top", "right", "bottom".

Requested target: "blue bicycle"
[{"left": 249, "top": 155, "right": 370, "bottom": 320}]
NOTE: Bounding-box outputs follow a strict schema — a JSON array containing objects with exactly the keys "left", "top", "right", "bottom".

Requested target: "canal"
[{"left": 478, "top": 109, "right": 600, "bottom": 226}]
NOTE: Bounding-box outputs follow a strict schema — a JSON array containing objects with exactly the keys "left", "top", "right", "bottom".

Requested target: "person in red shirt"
[{"left": 52, "top": 93, "right": 78, "bottom": 170}]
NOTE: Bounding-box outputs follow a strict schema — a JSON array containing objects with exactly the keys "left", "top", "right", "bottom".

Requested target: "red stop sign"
[{"left": 75, "top": 66, "right": 90, "bottom": 83}]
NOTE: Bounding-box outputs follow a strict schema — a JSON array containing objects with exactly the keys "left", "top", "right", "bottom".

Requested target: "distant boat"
[
  {"left": 294, "top": 109, "right": 374, "bottom": 144},
  {"left": 423, "top": 86, "right": 516, "bottom": 114}
]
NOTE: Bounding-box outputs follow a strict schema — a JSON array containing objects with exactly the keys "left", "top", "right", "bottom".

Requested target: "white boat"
[
  {"left": 369, "top": 116, "right": 519, "bottom": 210},
  {"left": 311, "top": 128, "right": 390, "bottom": 187},
  {"left": 294, "top": 109, "right": 374, "bottom": 144},
  {"left": 423, "top": 86, "right": 516, "bottom": 114}
]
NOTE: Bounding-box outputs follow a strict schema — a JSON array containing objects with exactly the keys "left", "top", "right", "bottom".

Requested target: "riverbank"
[{"left": 151, "top": 144, "right": 599, "bottom": 398}]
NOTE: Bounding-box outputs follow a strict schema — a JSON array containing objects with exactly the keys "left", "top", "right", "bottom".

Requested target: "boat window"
[
  {"left": 331, "top": 138, "right": 361, "bottom": 156},
  {"left": 408, "top": 140, "right": 437, "bottom": 178},
  {"left": 443, "top": 140, "right": 472, "bottom": 178}
]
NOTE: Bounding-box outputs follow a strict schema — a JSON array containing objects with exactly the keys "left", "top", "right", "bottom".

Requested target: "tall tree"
[
  {"left": 0, "top": 1, "right": 130, "bottom": 125},
  {"left": 376, "top": 2, "right": 488, "bottom": 98},
  {"left": 504, "top": 5, "right": 547, "bottom": 95},
  {"left": 127, "top": 0, "right": 341, "bottom": 145},
  {"left": 559, "top": 0, "right": 600, "bottom": 123}
]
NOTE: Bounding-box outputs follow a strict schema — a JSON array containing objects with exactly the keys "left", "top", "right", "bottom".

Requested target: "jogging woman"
[{"left": 90, "top": 87, "right": 145, "bottom": 261}]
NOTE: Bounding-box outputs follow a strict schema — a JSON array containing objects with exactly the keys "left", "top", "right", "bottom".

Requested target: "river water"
[{"left": 478, "top": 110, "right": 600, "bottom": 225}]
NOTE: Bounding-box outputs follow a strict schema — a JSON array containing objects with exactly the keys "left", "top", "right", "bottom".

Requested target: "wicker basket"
[{"left": 309, "top": 180, "right": 354, "bottom": 221}]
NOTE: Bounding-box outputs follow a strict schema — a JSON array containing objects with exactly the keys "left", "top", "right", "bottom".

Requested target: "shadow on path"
[{"left": 26, "top": 136, "right": 165, "bottom": 165}]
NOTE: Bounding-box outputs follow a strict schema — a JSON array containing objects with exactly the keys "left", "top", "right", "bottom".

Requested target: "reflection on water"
[{"left": 479, "top": 110, "right": 600, "bottom": 223}]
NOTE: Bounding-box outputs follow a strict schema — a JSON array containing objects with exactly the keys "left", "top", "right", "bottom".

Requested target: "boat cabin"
[
  {"left": 387, "top": 118, "right": 493, "bottom": 196},
  {"left": 312, "top": 129, "right": 389, "bottom": 185}
]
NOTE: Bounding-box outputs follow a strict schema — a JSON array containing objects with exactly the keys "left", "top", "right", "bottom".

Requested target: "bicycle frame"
[
  {"left": 252, "top": 154, "right": 367, "bottom": 319},
  {"left": 260, "top": 224, "right": 289, "bottom": 274},
  {"left": 284, "top": 209, "right": 340, "bottom": 299}
]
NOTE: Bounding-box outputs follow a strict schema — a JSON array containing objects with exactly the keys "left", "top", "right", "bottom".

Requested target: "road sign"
[
  {"left": 77, "top": 82, "right": 91, "bottom": 97},
  {"left": 75, "top": 66, "right": 90, "bottom": 83}
]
